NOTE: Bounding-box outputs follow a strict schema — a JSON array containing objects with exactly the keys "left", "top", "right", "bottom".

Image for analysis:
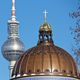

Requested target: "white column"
[{"left": 9, "top": 61, "right": 16, "bottom": 79}]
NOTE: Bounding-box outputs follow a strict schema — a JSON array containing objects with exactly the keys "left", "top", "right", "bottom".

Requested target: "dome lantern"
[{"left": 38, "top": 10, "right": 53, "bottom": 45}]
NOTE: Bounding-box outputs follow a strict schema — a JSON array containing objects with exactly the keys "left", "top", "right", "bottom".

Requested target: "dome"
[
  {"left": 11, "top": 42, "right": 78, "bottom": 79},
  {"left": 11, "top": 20, "right": 79, "bottom": 79},
  {"left": 2, "top": 38, "right": 25, "bottom": 61}
]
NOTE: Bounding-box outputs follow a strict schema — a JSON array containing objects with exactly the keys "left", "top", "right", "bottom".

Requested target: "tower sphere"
[{"left": 2, "top": 38, "right": 25, "bottom": 61}]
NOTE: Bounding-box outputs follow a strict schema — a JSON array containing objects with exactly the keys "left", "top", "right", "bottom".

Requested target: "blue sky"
[{"left": 0, "top": 0, "right": 78, "bottom": 80}]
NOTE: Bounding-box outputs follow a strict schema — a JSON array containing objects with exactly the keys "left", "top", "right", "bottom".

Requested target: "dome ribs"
[
  {"left": 12, "top": 54, "right": 24, "bottom": 76},
  {"left": 32, "top": 46, "right": 39, "bottom": 73},
  {"left": 52, "top": 46, "right": 61, "bottom": 72},
  {"left": 12, "top": 43, "right": 79, "bottom": 79},
  {"left": 47, "top": 45, "right": 52, "bottom": 73},
  {"left": 26, "top": 47, "right": 36, "bottom": 74}
]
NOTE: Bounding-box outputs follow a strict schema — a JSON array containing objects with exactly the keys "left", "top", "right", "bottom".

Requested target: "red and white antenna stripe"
[{"left": 12, "top": 0, "right": 15, "bottom": 17}]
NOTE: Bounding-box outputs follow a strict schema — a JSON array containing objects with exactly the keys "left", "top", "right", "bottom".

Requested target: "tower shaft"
[
  {"left": 8, "top": 0, "right": 18, "bottom": 78},
  {"left": 9, "top": 61, "right": 16, "bottom": 78},
  {"left": 1, "top": 0, "right": 25, "bottom": 79}
]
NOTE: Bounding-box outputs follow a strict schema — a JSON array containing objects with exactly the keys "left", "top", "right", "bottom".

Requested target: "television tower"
[{"left": 1, "top": 0, "right": 25, "bottom": 78}]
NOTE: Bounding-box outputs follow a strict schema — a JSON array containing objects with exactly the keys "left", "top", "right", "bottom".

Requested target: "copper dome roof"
[
  {"left": 11, "top": 21, "right": 79, "bottom": 79},
  {"left": 11, "top": 42, "right": 78, "bottom": 79}
]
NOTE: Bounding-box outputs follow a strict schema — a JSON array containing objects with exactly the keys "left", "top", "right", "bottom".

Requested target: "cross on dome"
[{"left": 43, "top": 10, "right": 48, "bottom": 22}]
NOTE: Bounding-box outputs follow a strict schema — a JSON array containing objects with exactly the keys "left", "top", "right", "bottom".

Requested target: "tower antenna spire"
[
  {"left": 43, "top": 10, "right": 48, "bottom": 23},
  {"left": 12, "top": 0, "right": 16, "bottom": 20}
]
